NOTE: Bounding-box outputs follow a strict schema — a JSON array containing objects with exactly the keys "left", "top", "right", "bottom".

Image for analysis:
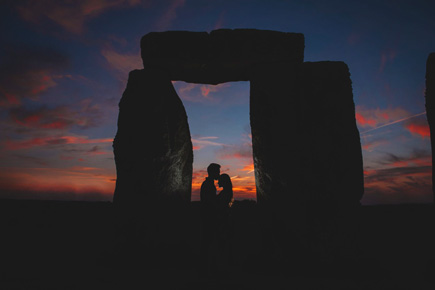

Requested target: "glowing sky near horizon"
[{"left": 0, "top": 0, "right": 434, "bottom": 204}]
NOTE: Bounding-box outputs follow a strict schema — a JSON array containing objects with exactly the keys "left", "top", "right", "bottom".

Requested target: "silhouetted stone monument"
[
  {"left": 113, "top": 69, "right": 193, "bottom": 206},
  {"left": 113, "top": 28, "right": 364, "bottom": 259},
  {"left": 425, "top": 53, "right": 435, "bottom": 203}
]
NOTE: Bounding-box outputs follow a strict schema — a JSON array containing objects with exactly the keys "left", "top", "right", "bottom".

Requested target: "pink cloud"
[
  {"left": 9, "top": 102, "right": 103, "bottom": 131},
  {"left": 191, "top": 136, "right": 224, "bottom": 150},
  {"left": 155, "top": 0, "right": 186, "bottom": 31},
  {"left": 362, "top": 165, "right": 432, "bottom": 205},
  {"left": 361, "top": 139, "right": 389, "bottom": 152},
  {"left": 216, "top": 142, "right": 253, "bottom": 160},
  {"left": 356, "top": 106, "right": 412, "bottom": 129},
  {"left": 405, "top": 122, "right": 430, "bottom": 139},
  {"left": 101, "top": 48, "right": 142, "bottom": 77},
  {"left": 355, "top": 112, "right": 377, "bottom": 127},
  {"left": 17, "top": 0, "right": 142, "bottom": 34},
  {"left": 347, "top": 31, "right": 361, "bottom": 45},
  {"left": 379, "top": 49, "right": 397, "bottom": 73},
  {"left": 0, "top": 46, "right": 69, "bottom": 108},
  {"left": 174, "top": 82, "right": 231, "bottom": 103},
  {"left": 214, "top": 11, "right": 226, "bottom": 30}
]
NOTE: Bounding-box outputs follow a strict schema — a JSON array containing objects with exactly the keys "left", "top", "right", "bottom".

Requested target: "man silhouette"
[
  {"left": 200, "top": 163, "right": 220, "bottom": 205},
  {"left": 199, "top": 163, "right": 221, "bottom": 280}
]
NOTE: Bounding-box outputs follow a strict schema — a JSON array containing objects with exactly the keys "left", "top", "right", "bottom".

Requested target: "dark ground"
[{"left": 0, "top": 199, "right": 434, "bottom": 289}]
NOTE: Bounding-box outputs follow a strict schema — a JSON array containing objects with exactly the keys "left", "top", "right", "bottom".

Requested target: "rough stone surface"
[
  {"left": 250, "top": 61, "right": 363, "bottom": 258},
  {"left": 141, "top": 29, "right": 304, "bottom": 84},
  {"left": 425, "top": 53, "right": 435, "bottom": 202},
  {"left": 300, "top": 61, "right": 364, "bottom": 207},
  {"left": 250, "top": 61, "right": 363, "bottom": 207},
  {"left": 113, "top": 68, "right": 193, "bottom": 210}
]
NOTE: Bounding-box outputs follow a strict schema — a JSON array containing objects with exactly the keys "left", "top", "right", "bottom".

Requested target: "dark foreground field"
[{"left": 0, "top": 199, "right": 434, "bottom": 289}]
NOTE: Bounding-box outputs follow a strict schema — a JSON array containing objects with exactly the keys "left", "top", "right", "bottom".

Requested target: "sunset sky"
[{"left": 1, "top": 0, "right": 434, "bottom": 204}]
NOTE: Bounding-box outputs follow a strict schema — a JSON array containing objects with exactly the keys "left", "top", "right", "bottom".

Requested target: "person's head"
[
  {"left": 218, "top": 173, "right": 232, "bottom": 189},
  {"left": 207, "top": 163, "right": 221, "bottom": 180}
]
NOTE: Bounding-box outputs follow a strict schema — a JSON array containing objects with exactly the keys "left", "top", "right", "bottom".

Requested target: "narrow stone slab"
[
  {"left": 140, "top": 29, "right": 304, "bottom": 84},
  {"left": 425, "top": 53, "right": 435, "bottom": 203}
]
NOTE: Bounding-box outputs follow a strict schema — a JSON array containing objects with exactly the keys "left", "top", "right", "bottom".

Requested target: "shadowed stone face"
[
  {"left": 425, "top": 53, "right": 435, "bottom": 202},
  {"left": 113, "top": 69, "right": 193, "bottom": 208}
]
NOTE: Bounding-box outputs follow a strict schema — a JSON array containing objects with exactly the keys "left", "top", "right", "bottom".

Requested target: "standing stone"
[
  {"left": 300, "top": 61, "right": 363, "bottom": 258},
  {"left": 300, "top": 61, "right": 364, "bottom": 207},
  {"left": 425, "top": 53, "right": 435, "bottom": 203},
  {"left": 250, "top": 60, "right": 363, "bottom": 259},
  {"left": 113, "top": 68, "right": 193, "bottom": 210},
  {"left": 250, "top": 60, "right": 308, "bottom": 261}
]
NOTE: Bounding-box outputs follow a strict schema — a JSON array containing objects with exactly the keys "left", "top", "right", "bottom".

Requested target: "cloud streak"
[
  {"left": 362, "top": 150, "right": 433, "bottom": 204},
  {"left": 360, "top": 111, "right": 426, "bottom": 135},
  {"left": 174, "top": 82, "right": 231, "bottom": 103},
  {"left": 8, "top": 101, "right": 103, "bottom": 132},
  {"left": 191, "top": 136, "right": 224, "bottom": 151},
  {"left": 17, "top": 0, "right": 142, "bottom": 34},
  {"left": 0, "top": 45, "right": 69, "bottom": 107},
  {"left": 155, "top": 0, "right": 186, "bottom": 31},
  {"left": 4, "top": 135, "right": 113, "bottom": 151},
  {"left": 101, "top": 48, "right": 142, "bottom": 78}
]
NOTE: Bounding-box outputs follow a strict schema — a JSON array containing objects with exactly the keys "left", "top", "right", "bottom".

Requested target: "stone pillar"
[
  {"left": 300, "top": 61, "right": 363, "bottom": 208},
  {"left": 113, "top": 68, "right": 193, "bottom": 210},
  {"left": 250, "top": 60, "right": 363, "bottom": 259},
  {"left": 425, "top": 53, "right": 435, "bottom": 203},
  {"left": 299, "top": 61, "right": 363, "bottom": 258},
  {"left": 250, "top": 60, "right": 308, "bottom": 261}
]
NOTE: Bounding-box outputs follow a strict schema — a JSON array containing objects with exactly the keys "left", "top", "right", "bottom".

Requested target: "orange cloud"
[
  {"left": 362, "top": 164, "right": 432, "bottom": 204},
  {"left": 241, "top": 163, "right": 255, "bottom": 173},
  {"left": 0, "top": 166, "right": 115, "bottom": 201},
  {"left": 5, "top": 136, "right": 113, "bottom": 150},
  {"left": 191, "top": 167, "right": 256, "bottom": 201}
]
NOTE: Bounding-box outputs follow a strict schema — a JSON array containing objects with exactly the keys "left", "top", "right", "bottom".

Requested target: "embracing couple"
[{"left": 199, "top": 163, "right": 234, "bottom": 278}]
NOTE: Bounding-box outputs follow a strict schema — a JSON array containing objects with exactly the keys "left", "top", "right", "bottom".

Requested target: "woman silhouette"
[{"left": 216, "top": 173, "right": 234, "bottom": 266}]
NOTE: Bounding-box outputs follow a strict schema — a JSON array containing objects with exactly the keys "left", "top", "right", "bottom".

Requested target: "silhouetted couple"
[{"left": 199, "top": 163, "right": 234, "bottom": 280}]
